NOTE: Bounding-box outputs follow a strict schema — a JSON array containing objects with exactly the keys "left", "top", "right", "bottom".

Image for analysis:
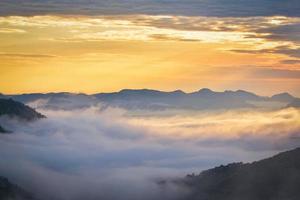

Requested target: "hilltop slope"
[
  {"left": 170, "top": 148, "right": 300, "bottom": 200},
  {"left": 0, "top": 176, "right": 36, "bottom": 200},
  {"left": 0, "top": 98, "right": 45, "bottom": 133},
  {"left": 0, "top": 98, "right": 45, "bottom": 121}
]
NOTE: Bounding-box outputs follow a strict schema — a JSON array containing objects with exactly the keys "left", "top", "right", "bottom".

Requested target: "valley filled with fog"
[{"left": 0, "top": 90, "right": 299, "bottom": 200}]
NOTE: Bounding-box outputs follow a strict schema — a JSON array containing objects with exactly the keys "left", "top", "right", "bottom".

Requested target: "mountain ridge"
[
  {"left": 0, "top": 176, "right": 36, "bottom": 200},
  {"left": 166, "top": 147, "right": 300, "bottom": 200},
  {"left": 2, "top": 88, "right": 297, "bottom": 99},
  {"left": 0, "top": 98, "right": 45, "bottom": 121},
  {"left": 1, "top": 88, "right": 298, "bottom": 111},
  {"left": 0, "top": 98, "right": 45, "bottom": 133}
]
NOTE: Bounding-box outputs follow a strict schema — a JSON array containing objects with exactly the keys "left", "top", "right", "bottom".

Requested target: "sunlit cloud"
[
  {"left": 0, "top": 53, "right": 57, "bottom": 58},
  {"left": 0, "top": 28, "right": 26, "bottom": 33},
  {"left": 126, "top": 108, "right": 300, "bottom": 141},
  {"left": 0, "top": 15, "right": 300, "bottom": 95},
  {"left": 0, "top": 15, "right": 298, "bottom": 49},
  {"left": 0, "top": 15, "right": 260, "bottom": 43},
  {"left": 281, "top": 59, "right": 300, "bottom": 64},
  {"left": 1, "top": 15, "right": 298, "bottom": 50}
]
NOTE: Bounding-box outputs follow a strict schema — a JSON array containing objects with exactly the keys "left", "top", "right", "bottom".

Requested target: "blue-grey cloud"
[
  {"left": 254, "top": 68, "right": 300, "bottom": 79},
  {"left": 231, "top": 46, "right": 300, "bottom": 59},
  {"left": 257, "top": 23, "right": 300, "bottom": 43},
  {"left": 280, "top": 59, "right": 300, "bottom": 64},
  {"left": 0, "top": 0, "right": 299, "bottom": 17}
]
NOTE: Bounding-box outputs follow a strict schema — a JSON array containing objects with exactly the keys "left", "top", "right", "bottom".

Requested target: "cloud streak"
[
  {"left": 0, "top": 53, "right": 57, "bottom": 58},
  {"left": 0, "top": 28, "right": 26, "bottom": 33}
]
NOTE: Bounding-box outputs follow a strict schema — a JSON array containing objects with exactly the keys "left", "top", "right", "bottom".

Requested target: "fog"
[{"left": 0, "top": 105, "right": 299, "bottom": 200}]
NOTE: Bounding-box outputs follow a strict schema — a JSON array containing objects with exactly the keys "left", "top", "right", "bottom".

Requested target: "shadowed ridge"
[
  {"left": 286, "top": 98, "right": 300, "bottom": 108},
  {"left": 3, "top": 88, "right": 299, "bottom": 111},
  {"left": 0, "top": 176, "right": 36, "bottom": 200},
  {"left": 197, "top": 88, "right": 214, "bottom": 93},
  {"left": 0, "top": 98, "right": 46, "bottom": 133},
  {"left": 169, "top": 147, "right": 300, "bottom": 200},
  {"left": 271, "top": 92, "right": 295, "bottom": 103},
  {"left": 0, "top": 98, "right": 45, "bottom": 121},
  {"left": 0, "top": 125, "right": 10, "bottom": 133}
]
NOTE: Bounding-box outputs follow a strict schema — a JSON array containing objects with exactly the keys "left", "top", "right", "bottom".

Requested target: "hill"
[
  {"left": 0, "top": 125, "right": 9, "bottom": 133},
  {"left": 0, "top": 98, "right": 45, "bottom": 121},
  {"left": 271, "top": 92, "right": 295, "bottom": 102},
  {"left": 286, "top": 98, "right": 300, "bottom": 108},
  {"left": 169, "top": 148, "right": 300, "bottom": 200},
  {"left": 0, "top": 176, "right": 36, "bottom": 200},
  {"left": 0, "top": 98, "right": 45, "bottom": 133}
]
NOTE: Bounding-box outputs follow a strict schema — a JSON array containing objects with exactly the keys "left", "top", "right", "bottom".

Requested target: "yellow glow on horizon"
[{"left": 0, "top": 15, "right": 300, "bottom": 95}]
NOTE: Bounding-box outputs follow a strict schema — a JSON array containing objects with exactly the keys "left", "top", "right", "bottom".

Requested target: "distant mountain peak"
[
  {"left": 286, "top": 98, "right": 300, "bottom": 108},
  {"left": 171, "top": 90, "right": 185, "bottom": 94},
  {"left": 235, "top": 89, "right": 252, "bottom": 94},
  {"left": 119, "top": 88, "right": 159, "bottom": 93},
  {"left": 272, "top": 92, "right": 293, "bottom": 98},
  {"left": 271, "top": 92, "right": 295, "bottom": 102},
  {"left": 198, "top": 88, "right": 214, "bottom": 93}
]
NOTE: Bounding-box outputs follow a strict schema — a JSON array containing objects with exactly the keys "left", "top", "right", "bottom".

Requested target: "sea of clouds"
[{"left": 0, "top": 105, "right": 299, "bottom": 200}]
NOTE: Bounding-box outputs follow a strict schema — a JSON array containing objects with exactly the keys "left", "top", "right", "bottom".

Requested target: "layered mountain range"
[{"left": 1, "top": 88, "right": 299, "bottom": 111}]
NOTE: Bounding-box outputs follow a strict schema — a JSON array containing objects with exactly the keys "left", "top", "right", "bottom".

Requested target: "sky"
[{"left": 0, "top": 0, "right": 300, "bottom": 95}]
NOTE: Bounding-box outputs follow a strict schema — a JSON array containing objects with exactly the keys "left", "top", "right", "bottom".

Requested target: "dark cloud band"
[{"left": 0, "top": 0, "right": 300, "bottom": 17}]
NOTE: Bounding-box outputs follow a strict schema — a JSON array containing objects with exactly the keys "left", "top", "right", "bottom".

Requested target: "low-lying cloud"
[{"left": 0, "top": 106, "right": 299, "bottom": 200}]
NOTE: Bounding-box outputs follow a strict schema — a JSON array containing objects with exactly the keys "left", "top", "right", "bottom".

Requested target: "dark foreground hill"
[
  {"left": 0, "top": 98, "right": 45, "bottom": 133},
  {"left": 0, "top": 148, "right": 299, "bottom": 200},
  {"left": 170, "top": 148, "right": 300, "bottom": 200},
  {"left": 0, "top": 125, "right": 9, "bottom": 133},
  {"left": 0, "top": 176, "right": 36, "bottom": 200},
  {"left": 0, "top": 98, "right": 45, "bottom": 121}
]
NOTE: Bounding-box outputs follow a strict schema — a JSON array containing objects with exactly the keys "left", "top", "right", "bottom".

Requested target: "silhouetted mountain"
[
  {"left": 95, "top": 89, "right": 186, "bottom": 100},
  {"left": 0, "top": 125, "right": 9, "bottom": 133},
  {"left": 0, "top": 98, "right": 45, "bottom": 133},
  {"left": 2, "top": 89, "right": 298, "bottom": 111},
  {"left": 7, "top": 93, "right": 47, "bottom": 104},
  {"left": 94, "top": 88, "right": 268, "bottom": 110},
  {"left": 286, "top": 98, "right": 300, "bottom": 108},
  {"left": 271, "top": 92, "right": 295, "bottom": 102},
  {"left": 169, "top": 147, "right": 300, "bottom": 200},
  {"left": 5, "top": 92, "right": 98, "bottom": 110},
  {"left": 0, "top": 176, "right": 36, "bottom": 200},
  {"left": 94, "top": 89, "right": 189, "bottom": 110},
  {"left": 95, "top": 89, "right": 295, "bottom": 110},
  {"left": 190, "top": 89, "right": 260, "bottom": 100},
  {"left": 0, "top": 98, "right": 45, "bottom": 121}
]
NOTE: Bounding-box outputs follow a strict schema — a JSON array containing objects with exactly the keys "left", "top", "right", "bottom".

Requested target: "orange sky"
[{"left": 0, "top": 15, "right": 300, "bottom": 95}]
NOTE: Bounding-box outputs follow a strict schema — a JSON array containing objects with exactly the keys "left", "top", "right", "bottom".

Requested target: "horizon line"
[{"left": 0, "top": 88, "right": 297, "bottom": 98}]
